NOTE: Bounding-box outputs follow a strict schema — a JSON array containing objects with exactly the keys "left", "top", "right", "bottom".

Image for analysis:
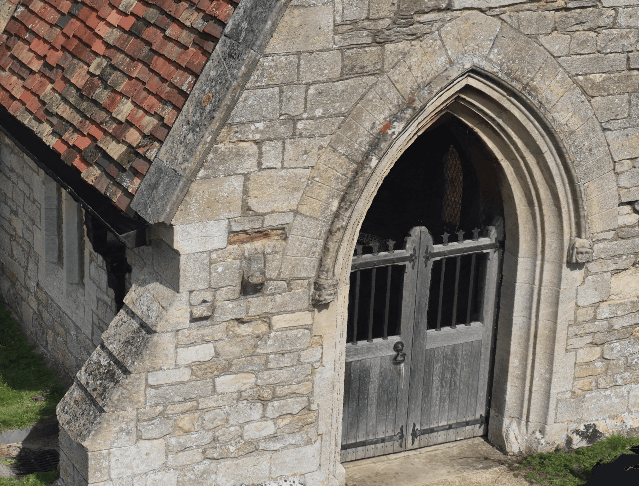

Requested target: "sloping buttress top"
[{"left": 0, "top": 0, "right": 235, "bottom": 214}]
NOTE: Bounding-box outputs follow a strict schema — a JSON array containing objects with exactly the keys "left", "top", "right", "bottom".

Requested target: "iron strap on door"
[
  {"left": 341, "top": 426, "right": 405, "bottom": 450},
  {"left": 410, "top": 415, "right": 486, "bottom": 445}
]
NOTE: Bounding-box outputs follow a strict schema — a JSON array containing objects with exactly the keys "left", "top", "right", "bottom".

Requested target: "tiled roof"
[{"left": 0, "top": 0, "right": 235, "bottom": 213}]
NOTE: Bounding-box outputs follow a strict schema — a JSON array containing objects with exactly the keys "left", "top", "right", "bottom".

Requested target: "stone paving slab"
[{"left": 344, "top": 438, "right": 532, "bottom": 486}]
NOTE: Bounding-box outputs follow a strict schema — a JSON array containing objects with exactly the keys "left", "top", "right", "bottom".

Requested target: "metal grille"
[
  {"left": 441, "top": 145, "right": 464, "bottom": 229},
  {"left": 347, "top": 240, "right": 408, "bottom": 343}
]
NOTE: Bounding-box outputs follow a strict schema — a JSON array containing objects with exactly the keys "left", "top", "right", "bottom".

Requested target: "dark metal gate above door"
[{"left": 341, "top": 223, "right": 502, "bottom": 462}]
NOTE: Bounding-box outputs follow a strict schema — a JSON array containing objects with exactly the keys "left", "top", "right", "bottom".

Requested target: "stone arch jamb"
[{"left": 306, "top": 11, "right": 619, "bottom": 459}]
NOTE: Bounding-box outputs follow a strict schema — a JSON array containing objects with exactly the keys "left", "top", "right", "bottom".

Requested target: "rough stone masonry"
[{"left": 1, "top": 0, "right": 639, "bottom": 485}]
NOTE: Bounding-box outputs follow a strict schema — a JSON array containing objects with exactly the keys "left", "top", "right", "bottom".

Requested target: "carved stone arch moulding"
[
  {"left": 297, "top": 10, "right": 619, "bottom": 453},
  {"left": 309, "top": 11, "right": 616, "bottom": 307}
]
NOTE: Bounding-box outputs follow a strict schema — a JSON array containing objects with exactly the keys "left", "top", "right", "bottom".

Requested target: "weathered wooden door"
[{"left": 341, "top": 223, "right": 502, "bottom": 461}]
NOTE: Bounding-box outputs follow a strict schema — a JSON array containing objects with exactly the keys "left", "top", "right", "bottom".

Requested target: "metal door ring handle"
[{"left": 393, "top": 341, "right": 406, "bottom": 364}]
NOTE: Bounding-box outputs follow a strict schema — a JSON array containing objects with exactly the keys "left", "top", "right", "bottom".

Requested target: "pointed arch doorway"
[{"left": 340, "top": 116, "right": 505, "bottom": 462}]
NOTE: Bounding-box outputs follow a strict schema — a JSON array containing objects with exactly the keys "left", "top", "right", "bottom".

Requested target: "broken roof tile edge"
[
  {"left": 130, "top": 0, "right": 292, "bottom": 224},
  {"left": 0, "top": 0, "right": 236, "bottom": 217}
]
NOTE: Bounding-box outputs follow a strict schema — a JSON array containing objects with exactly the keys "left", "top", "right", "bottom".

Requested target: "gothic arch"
[{"left": 300, "top": 11, "right": 619, "bottom": 456}]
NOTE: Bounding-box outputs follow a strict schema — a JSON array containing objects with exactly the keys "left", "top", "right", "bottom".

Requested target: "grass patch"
[
  {"left": 512, "top": 434, "right": 639, "bottom": 485},
  {"left": 0, "top": 471, "right": 59, "bottom": 486},
  {"left": 0, "top": 295, "right": 65, "bottom": 433}
]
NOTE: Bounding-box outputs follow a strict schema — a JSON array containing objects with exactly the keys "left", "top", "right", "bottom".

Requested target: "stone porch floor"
[{"left": 344, "top": 437, "right": 532, "bottom": 486}]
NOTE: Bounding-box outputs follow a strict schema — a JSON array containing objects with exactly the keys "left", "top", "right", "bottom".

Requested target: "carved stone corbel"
[
  {"left": 312, "top": 277, "right": 339, "bottom": 305},
  {"left": 568, "top": 237, "right": 593, "bottom": 264}
]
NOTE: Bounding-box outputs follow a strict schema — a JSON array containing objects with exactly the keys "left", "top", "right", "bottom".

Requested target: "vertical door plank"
[
  {"left": 445, "top": 343, "right": 462, "bottom": 443},
  {"left": 418, "top": 347, "right": 435, "bottom": 449},
  {"left": 455, "top": 340, "right": 473, "bottom": 441},
  {"left": 346, "top": 359, "right": 361, "bottom": 461},
  {"left": 354, "top": 359, "right": 371, "bottom": 460},
  {"left": 365, "top": 357, "right": 381, "bottom": 458}
]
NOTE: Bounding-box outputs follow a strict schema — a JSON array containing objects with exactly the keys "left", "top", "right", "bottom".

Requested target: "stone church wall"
[{"left": 0, "top": 130, "right": 149, "bottom": 381}]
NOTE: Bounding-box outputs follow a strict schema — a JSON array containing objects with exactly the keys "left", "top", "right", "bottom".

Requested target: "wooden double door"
[{"left": 340, "top": 224, "right": 502, "bottom": 461}]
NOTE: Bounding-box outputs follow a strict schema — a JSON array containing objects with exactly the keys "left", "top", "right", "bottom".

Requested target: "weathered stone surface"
[
  {"left": 200, "top": 143, "right": 259, "bottom": 178},
  {"left": 265, "top": 397, "right": 308, "bottom": 418},
  {"left": 556, "top": 387, "right": 628, "bottom": 422},
  {"left": 283, "top": 137, "right": 330, "bottom": 168},
  {"left": 147, "top": 380, "right": 213, "bottom": 405},
  {"left": 300, "top": 51, "right": 341, "bottom": 82},
  {"left": 605, "top": 128, "right": 639, "bottom": 161},
  {"left": 110, "top": 440, "right": 166, "bottom": 479},
  {"left": 215, "top": 336, "right": 260, "bottom": 358},
  {"left": 591, "top": 94, "right": 630, "bottom": 122},
  {"left": 138, "top": 417, "right": 174, "bottom": 440},
  {"left": 246, "top": 290, "right": 309, "bottom": 317},
  {"left": 306, "top": 77, "right": 376, "bottom": 117},
  {"left": 210, "top": 259, "right": 242, "bottom": 289},
  {"left": 577, "top": 273, "right": 611, "bottom": 306},
  {"left": 258, "top": 364, "right": 312, "bottom": 386},
  {"left": 177, "top": 323, "right": 228, "bottom": 345},
  {"left": 270, "top": 441, "right": 320, "bottom": 477},
  {"left": 228, "top": 401, "right": 264, "bottom": 424},
  {"left": 148, "top": 368, "right": 192, "bottom": 386},
  {"left": 229, "top": 88, "right": 280, "bottom": 124},
  {"left": 610, "top": 266, "right": 639, "bottom": 300},
  {"left": 271, "top": 311, "right": 314, "bottom": 330},
  {"left": 215, "top": 373, "right": 257, "bottom": 393},
  {"left": 176, "top": 342, "right": 216, "bottom": 365},
  {"left": 539, "top": 33, "right": 570, "bottom": 57},
  {"left": 266, "top": 6, "right": 332, "bottom": 53},
  {"left": 166, "top": 430, "right": 214, "bottom": 452},
  {"left": 555, "top": 8, "right": 615, "bottom": 31},
  {"left": 256, "top": 329, "right": 312, "bottom": 354},
  {"left": 216, "top": 452, "right": 272, "bottom": 486},
  {"left": 172, "top": 176, "right": 244, "bottom": 225},
  {"left": 247, "top": 55, "right": 299, "bottom": 87},
  {"left": 247, "top": 169, "right": 310, "bottom": 213},
  {"left": 243, "top": 420, "right": 276, "bottom": 440}
]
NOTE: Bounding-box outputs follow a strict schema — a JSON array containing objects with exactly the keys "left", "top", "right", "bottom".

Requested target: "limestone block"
[
  {"left": 167, "top": 430, "right": 214, "bottom": 453},
  {"left": 272, "top": 311, "right": 314, "bottom": 329},
  {"left": 215, "top": 336, "right": 260, "bottom": 358},
  {"left": 343, "top": 46, "right": 383, "bottom": 76},
  {"left": 177, "top": 323, "right": 227, "bottom": 345},
  {"left": 255, "top": 329, "right": 311, "bottom": 354},
  {"left": 591, "top": 94, "right": 630, "bottom": 122},
  {"left": 558, "top": 53, "right": 626, "bottom": 75},
  {"left": 306, "top": 76, "right": 376, "bottom": 117},
  {"left": 176, "top": 342, "right": 216, "bottom": 365},
  {"left": 247, "top": 169, "right": 310, "bottom": 213},
  {"left": 138, "top": 417, "right": 174, "bottom": 440},
  {"left": 440, "top": 11, "right": 501, "bottom": 60},
  {"left": 268, "top": 351, "right": 299, "bottom": 369},
  {"left": 247, "top": 55, "right": 299, "bottom": 87},
  {"left": 262, "top": 141, "right": 284, "bottom": 169},
  {"left": 231, "top": 356, "right": 268, "bottom": 373},
  {"left": 500, "top": 11, "right": 554, "bottom": 34},
  {"left": 556, "top": 387, "right": 628, "bottom": 422},
  {"left": 146, "top": 379, "right": 213, "bottom": 405},
  {"left": 156, "top": 220, "right": 229, "bottom": 256},
  {"left": 265, "top": 396, "right": 309, "bottom": 418},
  {"left": 300, "top": 51, "right": 341, "bottom": 83},
  {"left": 258, "top": 364, "right": 312, "bottom": 386},
  {"left": 243, "top": 420, "right": 276, "bottom": 440},
  {"left": 199, "top": 142, "right": 259, "bottom": 178},
  {"left": 213, "top": 299, "right": 247, "bottom": 322},
  {"left": 229, "top": 88, "right": 280, "bottom": 123},
  {"left": 610, "top": 266, "right": 639, "bottom": 300},
  {"left": 577, "top": 273, "right": 611, "bottom": 306},
  {"left": 575, "top": 72, "right": 639, "bottom": 97},
  {"left": 611, "top": 312, "right": 639, "bottom": 330},
  {"left": 122, "top": 268, "right": 178, "bottom": 330},
  {"left": 228, "top": 401, "right": 264, "bottom": 424},
  {"left": 215, "top": 373, "right": 256, "bottom": 393},
  {"left": 205, "top": 438, "right": 257, "bottom": 459},
  {"left": 570, "top": 31, "right": 597, "bottom": 54},
  {"left": 219, "top": 120, "right": 294, "bottom": 142},
  {"left": 296, "top": 117, "right": 345, "bottom": 137},
  {"left": 134, "top": 469, "right": 178, "bottom": 486},
  {"left": 603, "top": 339, "right": 639, "bottom": 359},
  {"left": 275, "top": 410, "right": 316, "bottom": 432},
  {"left": 370, "top": 0, "right": 396, "bottom": 18},
  {"left": 177, "top": 459, "right": 217, "bottom": 486},
  {"left": 246, "top": 290, "right": 309, "bottom": 317},
  {"left": 109, "top": 439, "right": 166, "bottom": 478},
  {"left": 555, "top": 8, "right": 615, "bottom": 31},
  {"left": 167, "top": 449, "right": 204, "bottom": 467},
  {"left": 598, "top": 29, "right": 639, "bottom": 52},
  {"left": 618, "top": 168, "right": 639, "bottom": 188},
  {"left": 281, "top": 85, "right": 306, "bottom": 117},
  {"left": 199, "top": 408, "right": 227, "bottom": 430},
  {"left": 166, "top": 401, "right": 198, "bottom": 415},
  {"left": 597, "top": 298, "right": 639, "bottom": 319},
  {"left": 210, "top": 259, "right": 242, "bottom": 289},
  {"left": 216, "top": 452, "right": 272, "bottom": 486},
  {"left": 270, "top": 441, "right": 320, "bottom": 477},
  {"left": 605, "top": 128, "right": 639, "bottom": 161},
  {"left": 593, "top": 236, "right": 639, "bottom": 259},
  {"left": 172, "top": 176, "right": 243, "bottom": 225},
  {"left": 228, "top": 319, "right": 270, "bottom": 336},
  {"left": 266, "top": 6, "right": 333, "bottom": 54},
  {"left": 283, "top": 137, "right": 330, "bottom": 168}
]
